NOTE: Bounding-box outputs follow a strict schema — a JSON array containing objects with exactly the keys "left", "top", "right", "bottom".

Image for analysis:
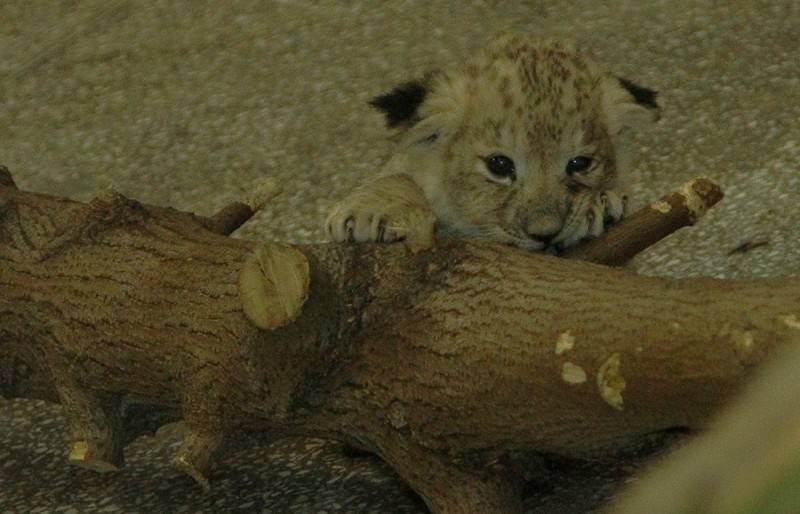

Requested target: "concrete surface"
[{"left": 1, "top": 0, "right": 798, "bottom": 512}]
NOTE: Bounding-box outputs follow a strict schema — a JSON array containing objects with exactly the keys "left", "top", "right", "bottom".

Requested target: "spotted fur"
[{"left": 327, "top": 34, "right": 660, "bottom": 251}]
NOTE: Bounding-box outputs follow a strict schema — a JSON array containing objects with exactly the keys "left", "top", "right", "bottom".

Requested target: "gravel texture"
[{"left": 1, "top": 1, "right": 798, "bottom": 512}]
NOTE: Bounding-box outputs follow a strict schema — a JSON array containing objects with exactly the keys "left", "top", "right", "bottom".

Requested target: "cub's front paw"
[
  {"left": 599, "top": 190, "right": 627, "bottom": 230},
  {"left": 325, "top": 174, "right": 437, "bottom": 252},
  {"left": 325, "top": 201, "right": 403, "bottom": 243},
  {"left": 555, "top": 190, "right": 628, "bottom": 249},
  {"left": 325, "top": 198, "right": 436, "bottom": 252}
]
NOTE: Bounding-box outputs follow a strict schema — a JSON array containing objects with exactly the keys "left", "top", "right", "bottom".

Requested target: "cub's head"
[{"left": 370, "top": 34, "right": 659, "bottom": 250}]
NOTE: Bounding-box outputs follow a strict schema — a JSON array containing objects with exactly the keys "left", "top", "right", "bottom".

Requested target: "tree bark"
[{"left": 1, "top": 169, "right": 797, "bottom": 514}]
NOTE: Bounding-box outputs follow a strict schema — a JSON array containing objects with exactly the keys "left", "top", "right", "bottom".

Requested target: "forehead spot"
[{"left": 498, "top": 74, "right": 511, "bottom": 93}]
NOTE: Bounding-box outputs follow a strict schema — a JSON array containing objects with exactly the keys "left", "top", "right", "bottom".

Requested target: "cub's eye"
[
  {"left": 485, "top": 154, "right": 516, "bottom": 180},
  {"left": 565, "top": 156, "right": 593, "bottom": 175}
]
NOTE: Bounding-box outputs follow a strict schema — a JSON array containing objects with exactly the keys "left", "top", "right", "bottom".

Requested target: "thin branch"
[
  {"left": 563, "top": 177, "right": 724, "bottom": 265},
  {"left": 205, "top": 179, "right": 280, "bottom": 235}
]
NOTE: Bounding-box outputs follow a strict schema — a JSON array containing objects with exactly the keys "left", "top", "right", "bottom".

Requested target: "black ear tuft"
[
  {"left": 617, "top": 77, "right": 659, "bottom": 110},
  {"left": 369, "top": 79, "right": 429, "bottom": 128}
]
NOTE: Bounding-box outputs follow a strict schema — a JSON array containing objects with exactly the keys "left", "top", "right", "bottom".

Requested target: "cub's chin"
[
  {"left": 476, "top": 227, "right": 552, "bottom": 252},
  {"left": 437, "top": 222, "right": 560, "bottom": 252},
  {"left": 507, "top": 237, "right": 550, "bottom": 252}
]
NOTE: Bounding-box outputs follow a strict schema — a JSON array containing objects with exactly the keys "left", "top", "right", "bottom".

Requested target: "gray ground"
[{"left": 1, "top": 1, "right": 798, "bottom": 512}]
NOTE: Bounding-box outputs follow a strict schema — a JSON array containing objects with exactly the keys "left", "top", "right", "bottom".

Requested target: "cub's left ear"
[{"left": 603, "top": 76, "right": 660, "bottom": 134}]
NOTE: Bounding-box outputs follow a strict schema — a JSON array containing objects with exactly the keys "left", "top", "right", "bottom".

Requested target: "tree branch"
[
  {"left": 563, "top": 177, "right": 724, "bottom": 265},
  {"left": 1, "top": 169, "right": 794, "bottom": 514},
  {"left": 203, "top": 179, "right": 280, "bottom": 235}
]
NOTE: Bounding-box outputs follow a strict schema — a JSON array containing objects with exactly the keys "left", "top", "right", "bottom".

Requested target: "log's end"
[
  {"left": 241, "top": 179, "right": 281, "bottom": 212},
  {"left": 238, "top": 242, "right": 310, "bottom": 330},
  {"left": 680, "top": 177, "right": 724, "bottom": 223}
]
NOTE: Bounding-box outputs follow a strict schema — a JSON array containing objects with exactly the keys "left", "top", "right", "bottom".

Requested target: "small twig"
[
  {"left": 207, "top": 202, "right": 256, "bottom": 236},
  {"left": 564, "top": 177, "right": 724, "bottom": 266},
  {"left": 727, "top": 239, "right": 769, "bottom": 256},
  {"left": 206, "top": 179, "right": 280, "bottom": 235}
]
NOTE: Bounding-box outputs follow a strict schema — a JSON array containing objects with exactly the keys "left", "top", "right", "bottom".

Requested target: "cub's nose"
[{"left": 523, "top": 214, "right": 562, "bottom": 246}]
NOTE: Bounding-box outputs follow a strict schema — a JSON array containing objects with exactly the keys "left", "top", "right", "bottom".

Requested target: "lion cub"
[{"left": 326, "top": 34, "right": 659, "bottom": 251}]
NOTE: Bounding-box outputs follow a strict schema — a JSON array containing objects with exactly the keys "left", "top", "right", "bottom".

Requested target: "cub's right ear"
[
  {"left": 603, "top": 76, "right": 661, "bottom": 134},
  {"left": 369, "top": 78, "right": 429, "bottom": 128}
]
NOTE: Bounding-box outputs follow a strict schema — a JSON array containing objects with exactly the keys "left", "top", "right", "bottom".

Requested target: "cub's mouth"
[
  {"left": 548, "top": 191, "right": 624, "bottom": 252},
  {"left": 506, "top": 206, "right": 602, "bottom": 253},
  {"left": 503, "top": 232, "right": 557, "bottom": 252}
]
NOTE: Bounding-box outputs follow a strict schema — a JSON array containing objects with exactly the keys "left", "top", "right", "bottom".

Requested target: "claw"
[{"left": 324, "top": 175, "right": 435, "bottom": 247}]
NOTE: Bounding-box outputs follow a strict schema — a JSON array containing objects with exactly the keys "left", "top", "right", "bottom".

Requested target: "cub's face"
[{"left": 372, "top": 35, "right": 659, "bottom": 250}]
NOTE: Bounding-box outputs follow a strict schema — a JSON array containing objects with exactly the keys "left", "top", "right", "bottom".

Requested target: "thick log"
[{"left": 1, "top": 172, "right": 797, "bottom": 514}]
